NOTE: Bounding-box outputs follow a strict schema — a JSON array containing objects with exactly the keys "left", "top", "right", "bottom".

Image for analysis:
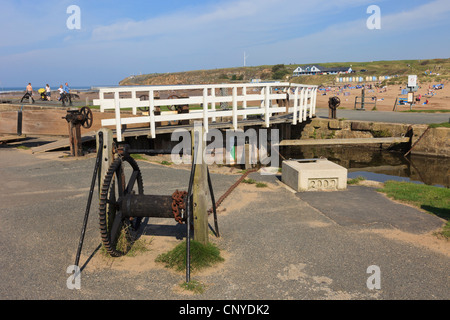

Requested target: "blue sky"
[{"left": 1, "top": 0, "right": 449, "bottom": 87}]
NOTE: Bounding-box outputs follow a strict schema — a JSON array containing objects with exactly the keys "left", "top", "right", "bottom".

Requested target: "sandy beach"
[
  {"left": 315, "top": 80, "right": 450, "bottom": 112},
  {"left": 1, "top": 80, "right": 449, "bottom": 113}
]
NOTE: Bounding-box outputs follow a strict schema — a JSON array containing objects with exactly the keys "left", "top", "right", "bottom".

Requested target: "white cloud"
[
  {"left": 91, "top": 0, "right": 375, "bottom": 42},
  {"left": 381, "top": 0, "right": 450, "bottom": 32},
  {"left": 2, "top": 0, "right": 449, "bottom": 85},
  {"left": 246, "top": 0, "right": 450, "bottom": 64}
]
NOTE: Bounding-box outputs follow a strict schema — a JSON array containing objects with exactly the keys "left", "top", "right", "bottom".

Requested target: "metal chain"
[
  {"left": 172, "top": 190, "right": 188, "bottom": 223},
  {"left": 172, "top": 168, "right": 258, "bottom": 219},
  {"left": 207, "top": 168, "right": 258, "bottom": 214}
]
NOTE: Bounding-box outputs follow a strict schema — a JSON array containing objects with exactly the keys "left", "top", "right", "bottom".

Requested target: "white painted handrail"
[{"left": 93, "top": 82, "right": 317, "bottom": 141}]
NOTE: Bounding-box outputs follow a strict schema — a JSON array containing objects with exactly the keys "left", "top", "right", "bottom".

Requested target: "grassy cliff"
[{"left": 119, "top": 58, "right": 450, "bottom": 86}]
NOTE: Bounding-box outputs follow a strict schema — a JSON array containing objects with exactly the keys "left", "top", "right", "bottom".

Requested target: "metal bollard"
[{"left": 17, "top": 106, "right": 23, "bottom": 136}]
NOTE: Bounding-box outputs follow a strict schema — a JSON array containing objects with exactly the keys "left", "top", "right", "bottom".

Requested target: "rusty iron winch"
[
  {"left": 62, "top": 107, "right": 93, "bottom": 157},
  {"left": 73, "top": 130, "right": 219, "bottom": 283}
]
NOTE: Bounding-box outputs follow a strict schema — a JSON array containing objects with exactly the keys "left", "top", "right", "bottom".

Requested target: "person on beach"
[
  {"left": 58, "top": 85, "right": 64, "bottom": 101},
  {"left": 26, "top": 83, "right": 32, "bottom": 96},
  {"left": 45, "top": 84, "right": 51, "bottom": 101},
  {"left": 415, "top": 93, "right": 422, "bottom": 105},
  {"left": 62, "top": 82, "right": 72, "bottom": 106},
  {"left": 21, "top": 82, "right": 35, "bottom": 103}
]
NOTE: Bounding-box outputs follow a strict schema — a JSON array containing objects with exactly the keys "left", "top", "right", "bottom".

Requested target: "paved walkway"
[
  {"left": 315, "top": 108, "right": 449, "bottom": 124},
  {"left": 0, "top": 146, "right": 448, "bottom": 301}
]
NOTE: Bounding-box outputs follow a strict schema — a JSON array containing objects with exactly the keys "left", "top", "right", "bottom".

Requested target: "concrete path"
[
  {"left": 0, "top": 146, "right": 448, "bottom": 301},
  {"left": 297, "top": 185, "right": 445, "bottom": 234},
  {"left": 315, "top": 108, "right": 449, "bottom": 124}
]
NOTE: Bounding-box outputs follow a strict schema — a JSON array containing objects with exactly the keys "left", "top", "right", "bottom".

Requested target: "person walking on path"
[
  {"left": 26, "top": 83, "right": 32, "bottom": 96},
  {"left": 58, "top": 85, "right": 64, "bottom": 102},
  {"left": 20, "top": 83, "right": 35, "bottom": 103},
  {"left": 45, "top": 84, "right": 51, "bottom": 101},
  {"left": 62, "top": 82, "right": 72, "bottom": 106}
]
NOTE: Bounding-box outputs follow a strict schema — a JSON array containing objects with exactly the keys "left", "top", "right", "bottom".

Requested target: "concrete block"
[
  {"left": 282, "top": 159, "right": 347, "bottom": 192},
  {"left": 328, "top": 119, "right": 342, "bottom": 130},
  {"left": 351, "top": 121, "right": 373, "bottom": 131}
]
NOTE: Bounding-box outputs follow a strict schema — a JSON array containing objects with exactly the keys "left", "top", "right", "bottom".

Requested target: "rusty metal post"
[
  {"left": 17, "top": 106, "right": 23, "bottom": 136},
  {"left": 74, "top": 123, "right": 83, "bottom": 157},
  {"left": 68, "top": 121, "right": 83, "bottom": 157},
  {"left": 74, "top": 130, "right": 103, "bottom": 269},
  {"left": 328, "top": 96, "right": 340, "bottom": 119},
  {"left": 64, "top": 108, "right": 91, "bottom": 157},
  {"left": 68, "top": 121, "right": 75, "bottom": 156}
]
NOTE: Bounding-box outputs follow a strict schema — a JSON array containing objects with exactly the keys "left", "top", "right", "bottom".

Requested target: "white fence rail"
[{"left": 93, "top": 82, "right": 318, "bottom": 141}]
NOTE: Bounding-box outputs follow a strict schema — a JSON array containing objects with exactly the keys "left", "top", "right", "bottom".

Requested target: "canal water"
[{"left": 279, "top": 145, "right": 449, "bottom": 188}]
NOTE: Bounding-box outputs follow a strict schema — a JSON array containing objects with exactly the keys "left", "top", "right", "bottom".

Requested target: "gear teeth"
[{"left": 98, "top": 156, "right": 144, "bottom": 257}]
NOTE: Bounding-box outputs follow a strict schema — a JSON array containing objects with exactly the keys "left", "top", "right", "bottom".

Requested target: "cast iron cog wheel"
[
  {"left": 80, "top": 106, "right": 93, "bottom": 129},
  {"left": 99, "top": 156, "right": 144, "bottom": 257}
]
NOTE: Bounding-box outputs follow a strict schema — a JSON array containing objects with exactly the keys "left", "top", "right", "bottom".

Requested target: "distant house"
[
  {"left": 293, "top": 65, "right": 352, "bottom": 76},
  {"left": 323, "top": 67, "right": 353, "bottom": 75},
  {"left": 293, "top": 65, "right": 324, "bottom": 76}
]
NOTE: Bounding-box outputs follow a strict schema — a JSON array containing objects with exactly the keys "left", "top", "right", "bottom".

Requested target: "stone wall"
[
  {"left": 291, "top": 118, "right": 449, "bottom": 158},
  {"left": 409, "top": 126, "right": 450, "bottom": 158}
]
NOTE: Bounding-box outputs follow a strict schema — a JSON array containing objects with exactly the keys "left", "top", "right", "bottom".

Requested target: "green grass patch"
[
  {"left": 256, "top": 182, "right": 268, "bottom": 188},
  {"left": 125, "top": 237, "right": 152, "bottom": 257},
  {"left": 378, "top": 181, "right": 450, "bottom": 238},
  {"left": 243, "top": 178, "right": 268, "bottom": 188},
  {"left": 428, "top": 122, "right": 450, "bottom": 128},
  {"left": 372, "top": 129, "right": 391, "bottom": 138},
  {"left": 100, "top": 230, "right": 151, "bottom": 258},
  {"left": 243, "top": 178, "right": 256, "bottom": 184},
  {"left": 179, "top": 280, "right": 205, "bottom": 294},
  {"left": 16, "top": 145, "right": 30, "bottom": 150},
  {"left": 156, "top": 240, "right": 224, "bottom": 272},
  {"left": 326, "top": 130, "right": 336, "bottom": 139},
  {"left": 130, "top": 154, "right": 147, "bottom": 161},
  {"left": 347, "top": 176, "right": 366, "bottom": 185},
  {"left": 401, "top": 109, "right": 450, "bottom": 113},
  {"left": 160, "top": 160, "right": 173, "bottom": 165}
]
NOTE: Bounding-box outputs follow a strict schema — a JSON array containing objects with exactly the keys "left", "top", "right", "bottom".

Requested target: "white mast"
[{"left": 244, "top": 52, "right": 249, "bottom": 67}]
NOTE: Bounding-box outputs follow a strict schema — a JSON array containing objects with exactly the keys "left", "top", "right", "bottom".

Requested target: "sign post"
[
  {"left": 407, "top": 75, "right": 417, "bottom": 110},
  {"left": 408, "top": 75, "right": 417, "bottom": 88}
]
